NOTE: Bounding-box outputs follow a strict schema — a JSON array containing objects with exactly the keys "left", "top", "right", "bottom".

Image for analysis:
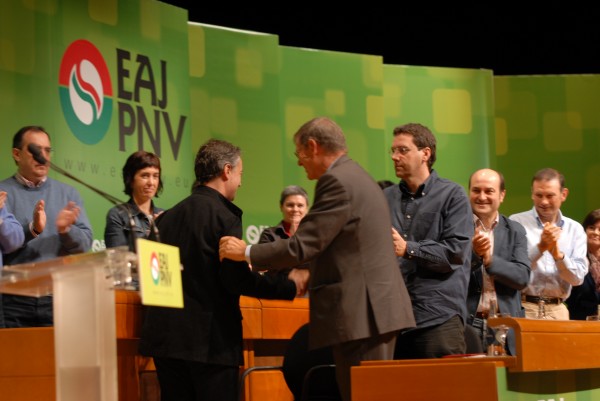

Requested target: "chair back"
[{"left": 282, "top": 323, "right": 341, "bottom": 401}]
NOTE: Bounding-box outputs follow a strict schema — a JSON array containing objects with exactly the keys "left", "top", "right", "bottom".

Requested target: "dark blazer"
[
  {"left": 259, "top": 221, "right": 289, "bottom": 243},
  {"left": 138, "top": 186, "right": 296, "bottom": 366},
  {"left": 250, "top": 155, "right": 416, "bottom": 349},
  {"left": 566, "top": 262, "right": 600, "bottom": 320},
  {"left": 259, "top": 222, "right": 310, "bottom": 272},
  {"left": 467, "top": 214, "right": 531, "bottom": 355}
]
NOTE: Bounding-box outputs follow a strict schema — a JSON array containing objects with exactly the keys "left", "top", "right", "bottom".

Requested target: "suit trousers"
[
  {"left": 394, "top": 315, "right": 466, "bottom": 359},
  {"left": 153, "top": 357, "right": 239, "bottom": 401},
  {"left": 2, "top": 294, "right": 53, "bottom": 327},
  {"left": 332, "top": 330, "right": 397, "bottom": 401}
]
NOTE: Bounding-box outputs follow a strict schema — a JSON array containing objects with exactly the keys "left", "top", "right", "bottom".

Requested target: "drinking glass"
[{"left": 488, "top": 313, "right": 510, "bottom": 356}]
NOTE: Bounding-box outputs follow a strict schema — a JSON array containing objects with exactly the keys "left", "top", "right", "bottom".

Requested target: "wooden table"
[
  {"left": 7, "top": 302, "right": 600, "bottom": 401},
  {"left": 351, "top": 317, "right": 600, "bottom": 401},
  {"left": 240, "top": 297, "right": 310, "bottom": 401},
  {"left": 0, "top": 290, "right": 309, "bottom": 401},
  {"left": 116, "top": 291, "right": 310, "bottom": 401}
]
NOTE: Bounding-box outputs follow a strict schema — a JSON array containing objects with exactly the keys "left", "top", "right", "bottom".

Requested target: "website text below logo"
[{"left": 59, "top": 39, "right": 112, "bottom": 145}]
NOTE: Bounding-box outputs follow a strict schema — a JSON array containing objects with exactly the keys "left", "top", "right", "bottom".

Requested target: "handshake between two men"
[{"left": 219, "top": 236, "right": 310, "bottom": 297}]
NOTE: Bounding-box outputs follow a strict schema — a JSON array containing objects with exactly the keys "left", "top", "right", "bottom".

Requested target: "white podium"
[{"left": 0, "top": 247, "right": 136, "bottom": 401}]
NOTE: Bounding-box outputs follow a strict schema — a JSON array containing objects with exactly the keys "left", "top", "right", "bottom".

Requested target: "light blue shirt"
[
  {"left": 509, "top": 207, "right": 588, "bottom": 299},
  {"left": 0, "top": 205, "right": 25, "bottom": 266}
]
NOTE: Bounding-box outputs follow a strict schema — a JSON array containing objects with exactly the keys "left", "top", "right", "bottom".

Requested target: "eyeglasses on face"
[
  {"left": 18, "top": 146, "right": 53, "bottom": 154},
  {"left": 294, "top": 150, "right": 309, "bottom": 160},
  {"left": 389, "top": 146, "right": 424, "bottom": 156}
]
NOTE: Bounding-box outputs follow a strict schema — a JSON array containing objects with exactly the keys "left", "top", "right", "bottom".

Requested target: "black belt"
[
  {"left": 470, "top": 311, "right": 489, "bottom": 330},
  {"left": 523, "top": 295, "right": 562, "bottom": 305}
]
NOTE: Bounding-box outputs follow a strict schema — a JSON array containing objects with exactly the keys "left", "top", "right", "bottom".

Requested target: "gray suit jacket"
[
  {"left": 467, "top": 214, "right": 531, "bottom": 355},
  {"left": 251, "top": 155, "right": 416, "bottom": 349}
]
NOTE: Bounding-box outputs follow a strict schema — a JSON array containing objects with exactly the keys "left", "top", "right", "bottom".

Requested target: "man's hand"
[
  {"left": 288, "top": 268, "right": 309, "bottom": 296},
  {"left": 391, "top": 227, "right": 406, "bottom": 257},
  {"left": 0, "top": 191, "right": 6, "bottom": 209},
  {"left": 219, "top": 236, "right": 248, "bottom": 261},
  {"left": 472, "top": 230, "right": 492, "bottom": 266},
  {"left": 55, "top": 201, "right": 80, "bottom": 234},
  {"left": 33, "top": 199, "right": 47, "bottom": 234},
  {"left": 539, "top": 222, "right": 562, "bottom": 259}
]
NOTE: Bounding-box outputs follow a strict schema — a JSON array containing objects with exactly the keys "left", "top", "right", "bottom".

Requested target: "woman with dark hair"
[
  {"left": 566, "top": 209, "right": 600, "bottom": 320},
  {"left": 104, "top": 150, "right": 163, "bottom": 251}
]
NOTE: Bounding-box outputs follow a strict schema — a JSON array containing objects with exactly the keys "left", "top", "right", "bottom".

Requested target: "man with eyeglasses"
[
  {"left": 220, "top": 117, "right": 415, "bottom": 401},
  {"left": 0, "top": 125, "right": 92, "bottom": 327},
  {"left": 384, "top": 122, "right": 474, "bottom": 359}
]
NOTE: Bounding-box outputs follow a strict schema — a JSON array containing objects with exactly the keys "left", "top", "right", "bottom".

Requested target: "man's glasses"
[
  {"left": 294, "top": 150, "right": 309, "bottom": 160},
  {"left": 22, "top": 146, "right": 53, "bottom": 154},
  {"left": 389, "top": 146, "right": 424, "bottom": 156}
]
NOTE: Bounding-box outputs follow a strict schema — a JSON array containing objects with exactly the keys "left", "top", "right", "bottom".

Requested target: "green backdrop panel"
[
  {"left": 187, "top": 23, "right": 284, "bottom": 243},
  {"left": 495, "top": 75, "right": 600, "bottom": 222},
  {"left": 383, "top": 64, "right": 496, "bottom": 190},
  {"left": 0, "top": 0, "right": 192, "bottom": 250},
  {"left": 278, "top": 46, "right": 386, "bottom": 207}
]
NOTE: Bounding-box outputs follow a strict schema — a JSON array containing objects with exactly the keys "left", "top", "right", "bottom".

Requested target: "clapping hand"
[
  {"left": 55, "top": 201, "right": 80, "bottom": 234},
  {"left": 540, "top": 222, "right": 563, "bottom": 259},
  {"left": 472, "top": 230, "right": 492, "bottom": 266},
  {"left": 32, "top": 199, "right": 47, "bottom": 234}
]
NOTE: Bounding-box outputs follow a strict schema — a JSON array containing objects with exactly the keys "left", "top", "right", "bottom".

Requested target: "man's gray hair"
[{"left": 294, "top": 117, "right": 347, "bottom": 154}]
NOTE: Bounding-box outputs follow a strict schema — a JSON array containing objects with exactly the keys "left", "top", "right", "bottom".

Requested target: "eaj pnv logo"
[
  {"left": 59, "top": 40, "right": 113, "bottom": 145},
  {"left": 150, "top": 252, "right": 160, "bottom": 285}
]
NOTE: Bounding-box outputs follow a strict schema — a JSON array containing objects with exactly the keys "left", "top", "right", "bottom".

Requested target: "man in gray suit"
[
  {"left": 467, "top": 168, "right": 530, "bottom": 355},
  {"left": 220, "top": 116, "right": 415, "bottom": 401}
]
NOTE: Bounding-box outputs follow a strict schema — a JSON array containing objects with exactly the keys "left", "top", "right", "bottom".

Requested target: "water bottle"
[{"left": 489, "top": 299, "right": 498, "bottom": 319}]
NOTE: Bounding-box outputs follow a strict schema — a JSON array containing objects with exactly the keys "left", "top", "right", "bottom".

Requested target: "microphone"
[
  {"left": 28, "top": 143, "right": 48, "bottom": 165},
  {"left": 26, "top": 143, "right": 160, "bottom": 250},
  {"left": 28, "top": 143, "right": 123, "bottom": 205}
]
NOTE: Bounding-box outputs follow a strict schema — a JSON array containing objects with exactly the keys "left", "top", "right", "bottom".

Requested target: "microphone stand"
[{"left": 27, "top": 144, "right": 158, "bottom": 253}]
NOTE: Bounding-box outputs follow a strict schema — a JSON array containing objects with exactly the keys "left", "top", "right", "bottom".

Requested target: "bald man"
[{"left": 466, "top": 168, "right": 530, "bottom": 355}]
